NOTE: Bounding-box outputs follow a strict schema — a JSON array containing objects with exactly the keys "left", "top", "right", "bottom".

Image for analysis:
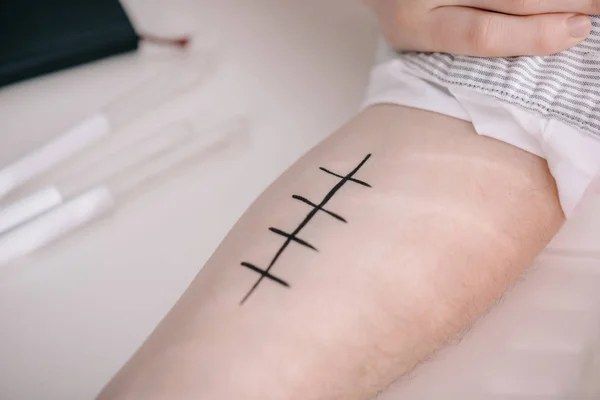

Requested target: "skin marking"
[
  {"left": 292, "top": 195, "right": 347, "bottom": 223},
  {"left": 240, "top": 154, "right": 373, "bottom": 305}
]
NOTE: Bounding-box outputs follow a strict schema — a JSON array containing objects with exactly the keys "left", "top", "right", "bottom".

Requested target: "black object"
[{"left": 0, "top": 0, "right": 139, "bottom": 88}]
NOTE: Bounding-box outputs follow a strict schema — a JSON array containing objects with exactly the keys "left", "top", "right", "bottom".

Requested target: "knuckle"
[
  {"left": 532, "top": 38, "right": 555, "bottom": 55},
  {"left": 466, "top": 15, "right": 498, "bottom": 55},
  {"left": 532, "top": 37, "right": 555, "bottom": 55},
  {"left": 531, "top": 21, "right": 561, "bottom": 55}
]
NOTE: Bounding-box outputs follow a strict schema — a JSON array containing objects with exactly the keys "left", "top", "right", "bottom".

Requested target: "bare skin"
[
  {"left": 365, "top": 0, "right": 600, "bottom": 56},
  {"left": 97, "top": 104, "right": 564, "bottom": 400}
]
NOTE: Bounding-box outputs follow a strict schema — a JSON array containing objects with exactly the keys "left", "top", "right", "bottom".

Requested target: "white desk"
[
  {"left": 0, "top": 1, "right": 377, "bottom": 398},
  {"left": 1, "top": 2, "right": 599, "bottom": 399}
]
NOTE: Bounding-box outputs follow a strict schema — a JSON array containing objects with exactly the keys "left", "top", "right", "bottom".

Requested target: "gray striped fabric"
[{"left": 400, "top": 17, "right": 600, "bottom": 137}]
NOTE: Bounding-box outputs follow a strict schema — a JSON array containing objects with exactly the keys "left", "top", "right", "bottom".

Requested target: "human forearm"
[{"left": 98, "top": 105, "right": 564, "bottom": 400}]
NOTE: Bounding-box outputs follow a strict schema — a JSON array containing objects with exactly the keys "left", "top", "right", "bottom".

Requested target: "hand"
[{"left": 364, "top": 0, "right": 599, "bottom": 56}]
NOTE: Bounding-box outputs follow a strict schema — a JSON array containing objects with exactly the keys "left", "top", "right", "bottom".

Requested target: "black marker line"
[
  {"left": 241, "top": 154, "right": 372, "bottom": 304},
  {"left": 292, "top": 195, "right": 347, "bottom": 223},
  {"left": 269, "top": 227, "right": 318, "bottom": 251},
  {"left": 241, "top": 262, "right": 290, "bottom": 287},
  {"left": 319, "top": 167, "right": 372, "bottom": 188}
]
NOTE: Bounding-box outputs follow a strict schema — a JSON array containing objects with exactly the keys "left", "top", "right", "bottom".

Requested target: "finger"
[
  {"left": 424, "top": 7, "right": 591, "bottom": 57},
  {"left": 459, "top": 0, "right": 600, "bottom": 16}
]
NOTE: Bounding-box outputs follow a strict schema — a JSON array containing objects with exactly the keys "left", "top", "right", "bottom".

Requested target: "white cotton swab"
[
  {"left": 0, "top": 55, "right": 214, "bottom": 201},
  {"left": 0, "top": 120, "right": 195, "bottom": 235},
  {"left": 0, "top": 117, "right": 249, "bottom": 266}
]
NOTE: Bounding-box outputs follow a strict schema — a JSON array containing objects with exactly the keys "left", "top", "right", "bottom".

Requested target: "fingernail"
[{"left": 568, "top": 15, "right": 591, "bottom": 38}]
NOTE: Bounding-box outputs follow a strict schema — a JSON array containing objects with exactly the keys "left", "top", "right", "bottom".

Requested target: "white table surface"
[{"left": 1, "top": 2, "right": 599, "bottom": 399}]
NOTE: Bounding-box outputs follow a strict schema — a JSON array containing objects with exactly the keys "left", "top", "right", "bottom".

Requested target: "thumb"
[{"left": 425, "top": 8, "right": 592, "bottom": 57}]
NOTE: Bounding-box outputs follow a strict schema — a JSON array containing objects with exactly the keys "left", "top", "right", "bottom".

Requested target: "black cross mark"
[
  {"left": 241, "top": 262, "right": 289, "bottom": 287},
  {"left": 240, "top": 154, "right": 372, "bottom": 304},
  {"left": 269, "top": 228, "right": 318, "bottom": 251},
  {"left": 292, "top": 195, "right": 347, "bottom": 223},
  {"left": 319, "top": 167, "right": 372, "bottom": 188}
]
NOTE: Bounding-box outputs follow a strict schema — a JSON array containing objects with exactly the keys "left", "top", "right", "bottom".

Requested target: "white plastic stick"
[
  {"left": 0, "top": 114, "right": 110, "bottom": 200},
  {"left": 0, "top": 117, "right": 248, "bottom": 265},
  {"left": 0, "top": 187, "right": 63, "bottom": 235},
  {"left": 0, "top": 121, "right": 194, "bottom": 236},
  {"left": 0, "top": 56, "right": 213, "bottom": 201},
  {"left": 0, "top": 187, "right": 115, "bottom": 265},
  {"left": 109, "top": 118, "right": 248, "bottom": 198}
]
